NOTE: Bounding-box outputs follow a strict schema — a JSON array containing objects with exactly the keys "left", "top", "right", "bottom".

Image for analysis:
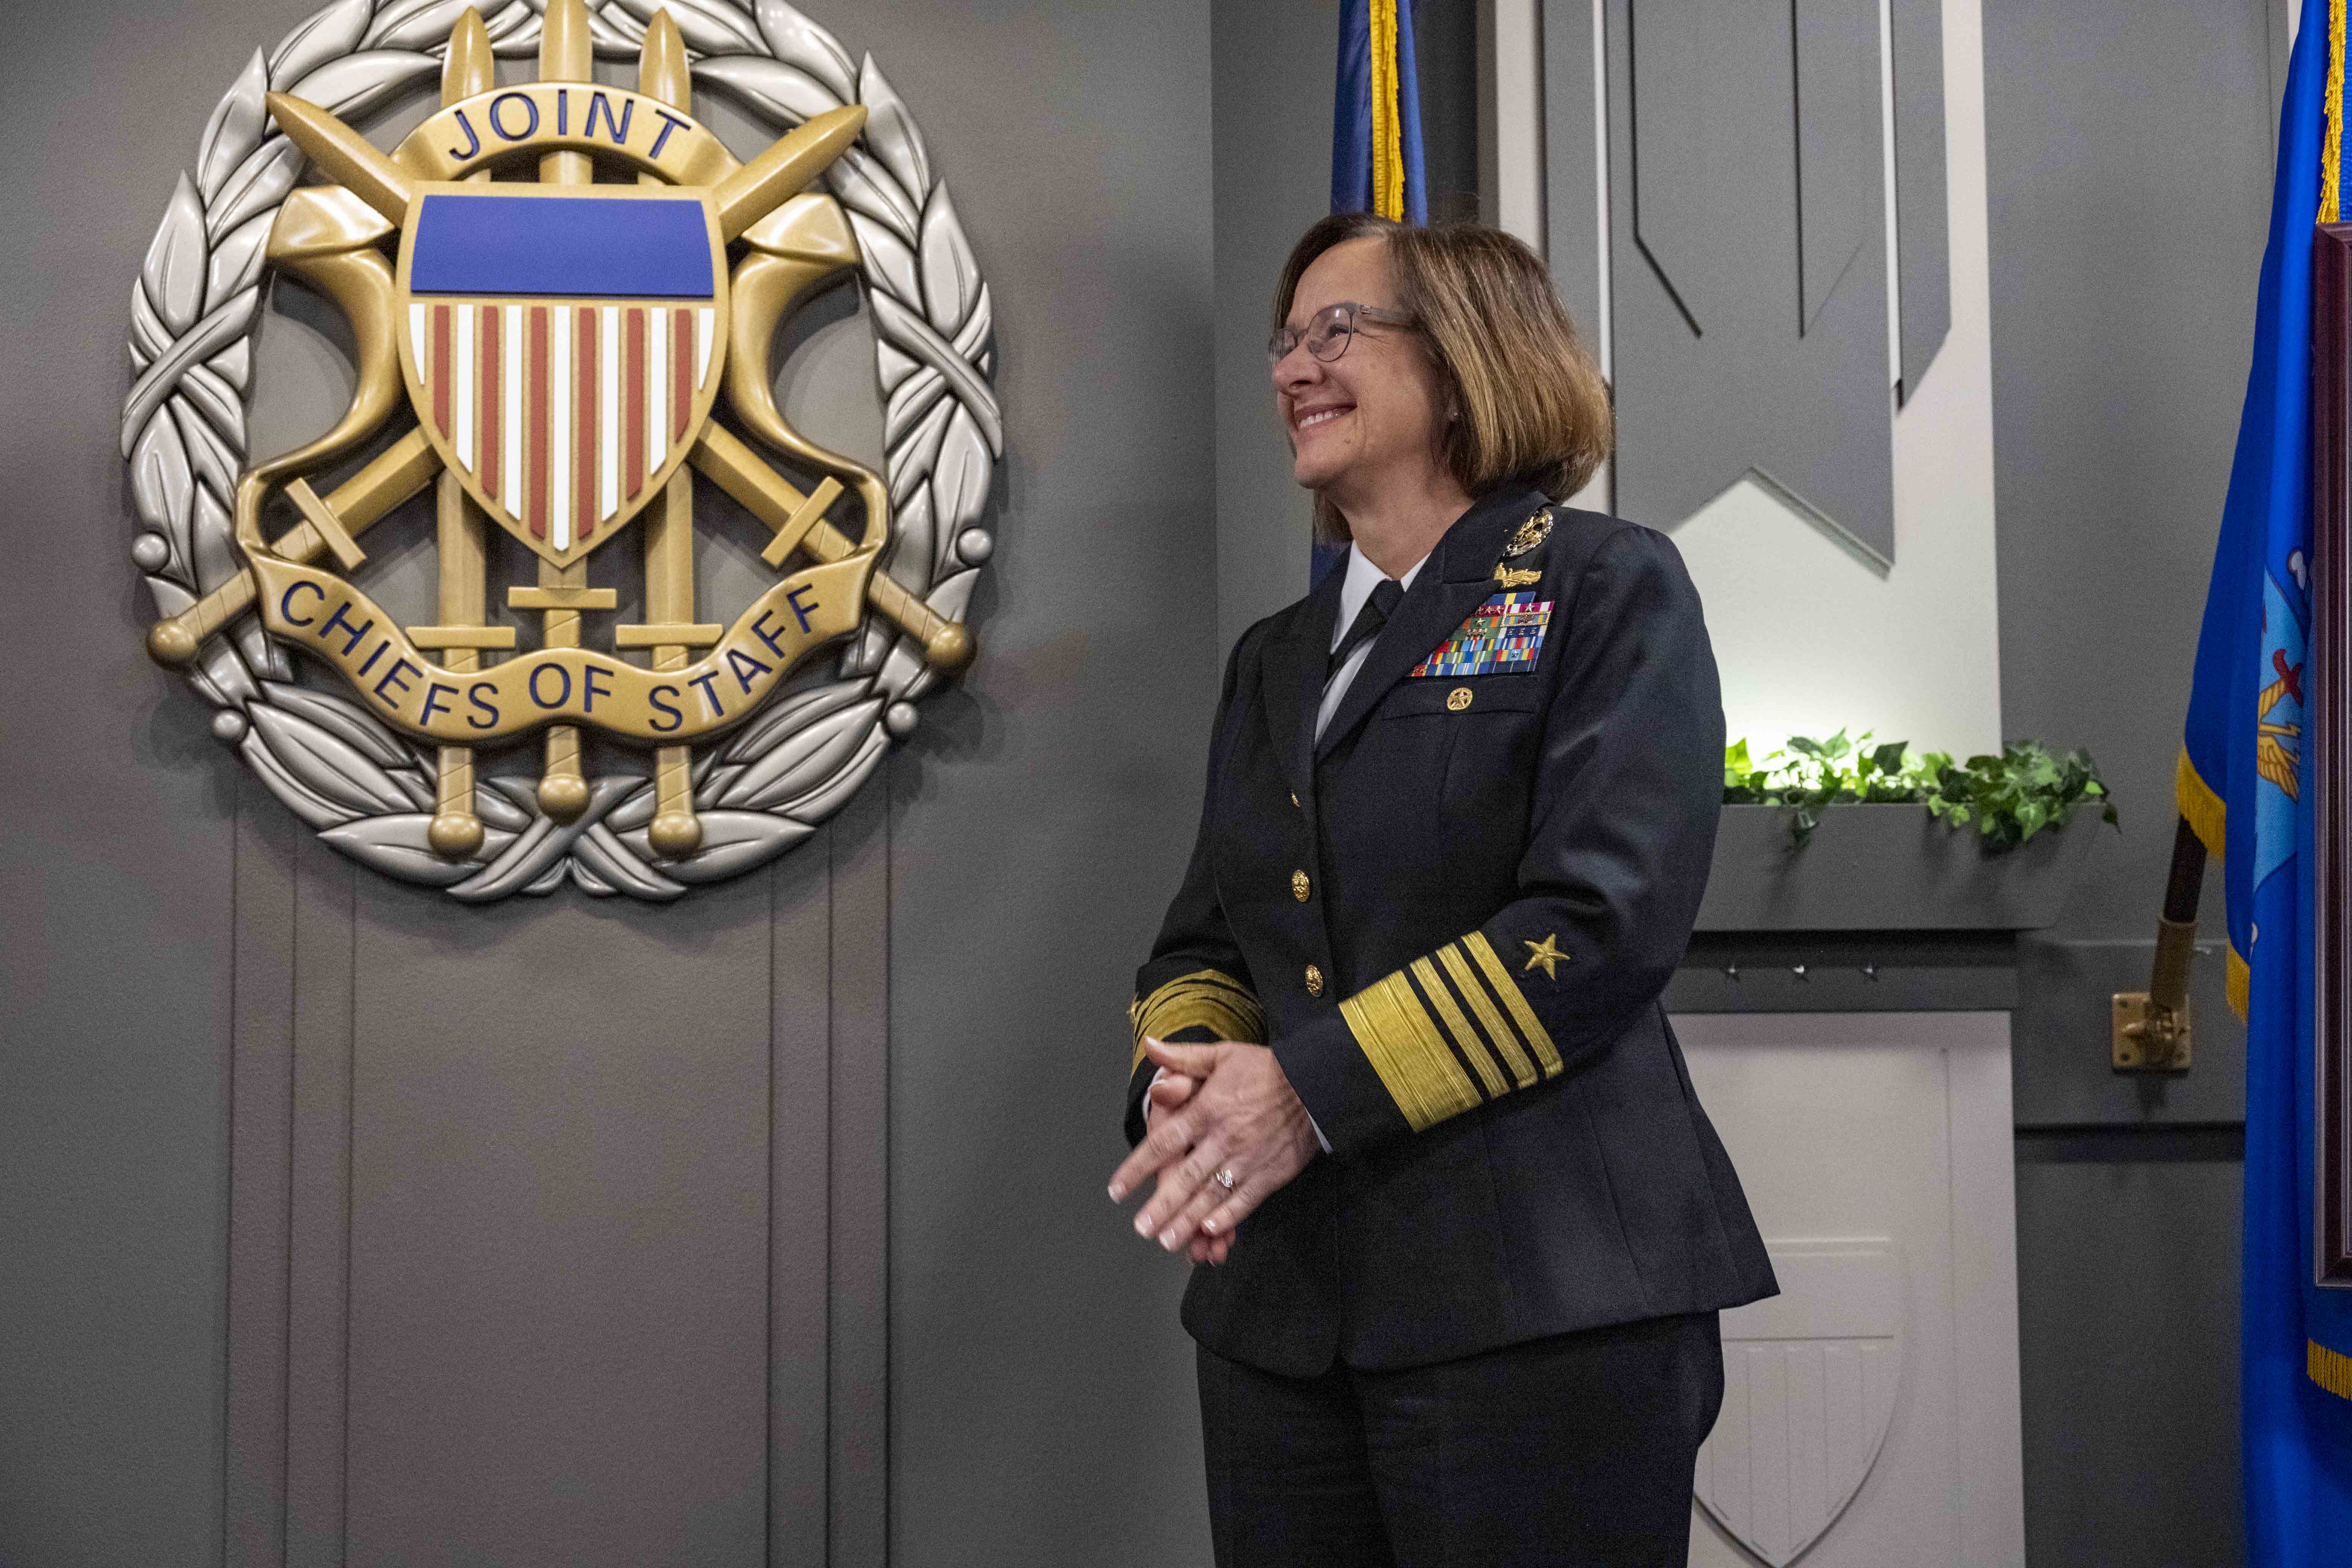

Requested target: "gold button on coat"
[
  {"left": 1447, "top": 687, "right": 1473, "bottom": 711},
  {"left": 1291, "top": 870, "right": 1311, "bottom": 901},
  {"left": 1304, "top": 964, "right": 1325, "bottom": 996}
]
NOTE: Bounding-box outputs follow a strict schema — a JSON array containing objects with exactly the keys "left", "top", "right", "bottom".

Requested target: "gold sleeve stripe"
[
  {"left": 1339, "top": 971, "right": 1483, "bottom": 1131},
  {"left": 1129, "top": 969, "right": 1265, "bottom": 1070},
  {"left": 1437, "top": 942, "right": 1536, "bottom": 1087},
  {"left": 1409, "top": 957, "right": 1508, "bottom": 1097},
  {"left": 1131, "top": 971, "right": 1263, "bottom": 1037},
  {"left": 1465, "top": 931, "right": 1563, "bottom": 1077}
]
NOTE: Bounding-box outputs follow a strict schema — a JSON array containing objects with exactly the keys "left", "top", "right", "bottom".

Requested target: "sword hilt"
[
  {"left": 688, "top": 425, "right": 974, "bottom": 672},
  {"left": 805, "top": 515, "right": 974, "bottom": 672},
  {"left": 148, "top": 427, "right": 440, "bottom": 668}
]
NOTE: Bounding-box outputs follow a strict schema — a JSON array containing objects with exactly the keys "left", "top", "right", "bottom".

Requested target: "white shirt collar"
[{"left": 1329, "top": 542, "right": 1429, "bottom": 650}]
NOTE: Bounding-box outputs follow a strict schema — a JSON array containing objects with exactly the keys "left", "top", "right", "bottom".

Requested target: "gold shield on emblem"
[{"left": 394, "top": 182, "right": 732, "bottom": 569}]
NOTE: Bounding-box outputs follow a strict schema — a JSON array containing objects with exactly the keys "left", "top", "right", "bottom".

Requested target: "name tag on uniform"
[{"left": 1410, "top": 592, "right": 1553, "bottom": 678}]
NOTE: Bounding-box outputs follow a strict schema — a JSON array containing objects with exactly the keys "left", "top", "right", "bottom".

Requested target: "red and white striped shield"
[{"left": 395, "top": 185, "right": 730, "bottom": 568}]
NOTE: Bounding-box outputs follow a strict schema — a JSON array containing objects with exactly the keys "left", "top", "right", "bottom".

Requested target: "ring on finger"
[{"left": 1214, "top": 1167, "right": 1238, "bottom": 1191}]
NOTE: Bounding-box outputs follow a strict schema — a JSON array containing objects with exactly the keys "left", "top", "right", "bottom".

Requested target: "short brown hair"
[{"left": 1273, "top": 214, "right": 1613, "bottom": 543}]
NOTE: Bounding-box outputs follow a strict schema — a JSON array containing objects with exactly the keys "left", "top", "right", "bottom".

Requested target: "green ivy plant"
[{"left": 1723, "top": 730, "right": 2120, "bottom": 851}]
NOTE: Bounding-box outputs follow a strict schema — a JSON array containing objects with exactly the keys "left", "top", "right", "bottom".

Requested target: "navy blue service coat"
[{"left": 1128, "top": 485, "right": 1776, "bottom": 1376}]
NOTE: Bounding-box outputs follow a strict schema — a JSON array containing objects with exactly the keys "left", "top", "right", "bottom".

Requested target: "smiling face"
[{"left": 1272, "top": 236, "right": 1453, "bottom": 511}]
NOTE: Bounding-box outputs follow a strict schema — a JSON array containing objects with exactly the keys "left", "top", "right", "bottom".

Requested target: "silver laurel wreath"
[{"left": 122, "top": 0, "right": 999, "bottom": 901}]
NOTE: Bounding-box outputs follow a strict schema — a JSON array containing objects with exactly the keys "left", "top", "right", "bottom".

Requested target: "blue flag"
[
  {"left": 1317, "top": 0, "right": 1430, "bottom": 587},
  {"left": 1331, "top": 0, "right": 1427, "bottom": 224},
  {"left": 2178, "top": 2, "right": 2352, "bottom": 1555}
]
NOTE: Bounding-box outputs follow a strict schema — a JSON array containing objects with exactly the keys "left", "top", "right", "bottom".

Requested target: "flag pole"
[{"left": 2112, "top": 817, "right": 2204, "bottom": 1071}]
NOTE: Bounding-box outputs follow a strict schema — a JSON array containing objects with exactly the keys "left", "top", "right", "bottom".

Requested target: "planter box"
[{"left": 1694, "top": 801, "right": 2103, "bottom": 933}]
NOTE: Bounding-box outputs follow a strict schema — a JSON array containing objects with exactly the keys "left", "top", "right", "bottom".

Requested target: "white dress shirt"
[
  {"left": 1317, "top": 544, "right": 1430, "bottom": 742},
  {"left": 1146, "top": 544, "right": 1430, "bottom": 1145}
]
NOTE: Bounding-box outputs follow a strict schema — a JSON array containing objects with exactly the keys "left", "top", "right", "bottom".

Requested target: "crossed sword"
[{"left": 148, "top": 2, "right": 972, "bottom": 861}]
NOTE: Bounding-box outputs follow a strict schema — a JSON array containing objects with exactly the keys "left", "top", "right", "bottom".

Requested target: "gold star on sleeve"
[{"left": 1522, "top": 934, "right": 1568, "bottom": 981}]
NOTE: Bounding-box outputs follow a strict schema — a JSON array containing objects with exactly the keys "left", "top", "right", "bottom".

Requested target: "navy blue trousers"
[{"left": 1197, "top": 1311, "right": 1721, "bottom": 1568}]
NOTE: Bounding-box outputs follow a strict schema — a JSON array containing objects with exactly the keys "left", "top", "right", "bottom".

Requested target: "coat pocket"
[
  {"left": 1418, "top": 678, "right": 1544, "bottom": 819},
  {"left": 1381, "top": 674, "right": 1544, "bottom": 717}
]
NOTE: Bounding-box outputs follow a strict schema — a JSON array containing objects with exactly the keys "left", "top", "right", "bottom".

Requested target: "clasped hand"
[{"left": 1107, "top": 1038, "right": 1319, "bottom": 1265}]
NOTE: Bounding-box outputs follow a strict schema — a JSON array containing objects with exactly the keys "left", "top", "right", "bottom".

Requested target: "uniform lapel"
[
  {"left": 1311, "top": 488, "right": 1547, "bottom": 763},
  {"left": 1265, "top": 563, "right": 1345, "bottom": 804}
]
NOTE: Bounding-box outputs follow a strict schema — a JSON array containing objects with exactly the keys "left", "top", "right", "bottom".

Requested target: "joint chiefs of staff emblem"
[{"left": 125, "top": 0, "right": 1000, "bottom": 902}]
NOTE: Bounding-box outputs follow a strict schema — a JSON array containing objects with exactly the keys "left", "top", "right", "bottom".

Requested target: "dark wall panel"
[
  {"left": 878, "top": 0, "right": 1220, "bottom": 1561},
  {"left": 1985, "top": 2, "right": 2281, "bottom": 1562},
  {"left": 1985, "top": 0, "right": 2275, "bottom": 948},
  {"left": 2014, "top": 1143, "right": 2244, "bottom": 1566},
  {"left": 0, "top": 0, "right": 250, "bottom": 1559},
  {"left": 340, "top": 879, "right": 776, "bottom": 1560},
  {"left": 1212, "top": 0, "right": 1336, "bottom": 648},
  {"left": 1415, "top": 0, "right": 1486, "bottom": 224}
]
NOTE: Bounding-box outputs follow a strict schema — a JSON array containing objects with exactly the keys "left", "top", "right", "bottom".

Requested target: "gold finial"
[
  {"left": 539, "top": 0, "right": 594, "bottom": 184},
  {"left": 147, "top": 621, "right": 200, "bottom": 667},
  {"left": 925, "top": 621, "right": 975, "bottom": 672},
  {"left": 429, "top": 813, "right": 486, "bottom": 858},
  {"left": 537, "top": 774, "right": 591, "bottom": 822},
  {"left": 442, "top": 8, "right": 493, "bottom": 103},
  {"left": 539, "top": 0, "right": 594, "bottom": 81},
  {"left": 639, "top": 10, "right": 691, "bottom": 109}
]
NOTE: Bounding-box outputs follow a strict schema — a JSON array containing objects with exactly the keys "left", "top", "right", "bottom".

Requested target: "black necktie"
[{"left": 1328, "top": 579, "right": 1404, "bottom": 682}]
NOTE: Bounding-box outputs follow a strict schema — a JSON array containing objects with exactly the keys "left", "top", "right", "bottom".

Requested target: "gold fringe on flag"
[
  {"left": 1370, "top": 0, "right": 1404, "bottom": 220},
  {"left": 2174, "top": 747, "right": 2226, "bottom": 862},
  {"left": 2309, "top": 1337, "right": 2352, "bottom": 1401},
  {"left": 2325, "top": 0, "right": 2346, "bottom": 223}
]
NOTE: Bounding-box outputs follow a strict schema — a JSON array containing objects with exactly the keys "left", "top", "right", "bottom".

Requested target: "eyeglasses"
[{"left": 1267, "top": 301, "right": 1417, "bottom": 367}]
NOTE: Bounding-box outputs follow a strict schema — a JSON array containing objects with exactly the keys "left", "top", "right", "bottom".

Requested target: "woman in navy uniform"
[{"left": 1106, "top": 214, "right": 1776, "bottom": 1566}]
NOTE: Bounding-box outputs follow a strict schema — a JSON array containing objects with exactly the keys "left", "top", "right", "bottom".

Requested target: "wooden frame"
[{"left": 2314, "top": 224, "right": 2352, "bottom": 1285}]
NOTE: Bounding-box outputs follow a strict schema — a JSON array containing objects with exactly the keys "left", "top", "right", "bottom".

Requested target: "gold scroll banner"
[{"left": 249, "top": 554, "right": 872, "bottom": 743}]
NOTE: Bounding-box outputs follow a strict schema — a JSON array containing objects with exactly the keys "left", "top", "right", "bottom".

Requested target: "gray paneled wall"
[
  {"left": 1212, "top": 0, "right": 1334, "bottom": 651},
  {"left": 0, "top": 1, "right": 245, "bottom": 1559},
  {"left": 208, "top": 791, "right": 892, "bottom": 1564},
  {"left": 1986, "top": 0, "right": 2286, "bottom": 1562},
  {"left": 878, "top": 0, "right": 1218, "bottom": 1558},
  {"left": 2012, "top": 1132, "right": 2245, "bottom": 1565},
  {"left": 1, "top": 0, "right": 1220, "bottom": 1563},
  {"left": 1988, "top": 5, "right": 2280, "bottom": 952}
]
